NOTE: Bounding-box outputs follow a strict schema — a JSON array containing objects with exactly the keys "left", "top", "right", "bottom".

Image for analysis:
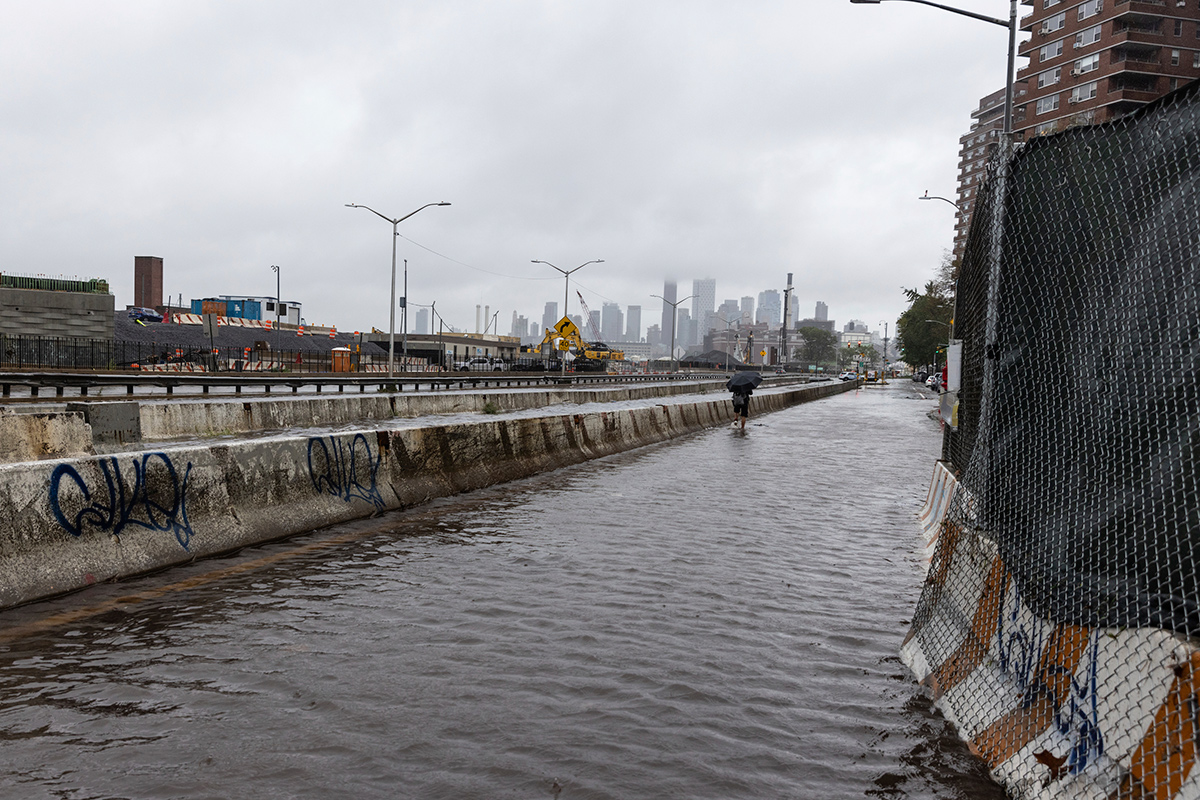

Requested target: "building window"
[
  {"left": 1044, "top": 11, "right": 1067, "bottom": 32},
  {"left": 1194, "top": 50, "right": 1200, "bottom": 67},
  {"left": 1078, "top": 0, "right": 1101, "bottom": 21},
  {"left": 1037, "top": 94, "right": 1061, "bottom": 114},
  {"left": 1045, "top": 0, "right": 1061, "bottom": 6},
  {"left": 1172, "top": 49, "right": 1181, "bottom": 65},
  {"left": 1070, "top": 81, "right": 1098, "bottom": 103},
  {"left": 1075, "top": 24, "right": 1102, "bottom": 48},
  {"left": 1038, "top": 66, "right": 1063, "bottom": 87},
  {"left": 1035, "top": 121, "right": 1058, "bottom": 135},
  {"left": 1175, "top": 19, "right": 1184, "bottom": 36},
  {"left": 1171, "top": 78, "right": 1180, "bottom": 90},
  {"left": 1041, "top": 39, "right": 1065, "bottom": 61},
  {"left": 1076, "top": 53, "right": 1100, "bottom": 73}
]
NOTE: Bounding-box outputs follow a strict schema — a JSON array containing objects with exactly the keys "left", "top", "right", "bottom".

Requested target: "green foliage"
[
  {"left": 896, "top": 278, "right": 953, "bottom": 369},
  {"left": 794, "top": 326, "right": 838, "bottom": 367},
  {"left": 482, "top": 400, "right": 500, "bottom": 415}
]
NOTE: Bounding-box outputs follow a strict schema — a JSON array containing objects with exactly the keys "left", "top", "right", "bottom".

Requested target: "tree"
[
  {"left": 896, "top": 279, "right": 953, "bottom": 370},
  {"left": 794, "top": 326, "right": 838, "bottom": 368}
]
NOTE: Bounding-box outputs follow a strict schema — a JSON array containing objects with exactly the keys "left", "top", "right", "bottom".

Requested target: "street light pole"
[
  {"left": 716, "top": 314, "right": 738, "bottom": 372},
  {"left": 270, "top": 265, "right": 280, "bottom": 370},
  {"left": 849, "top": 0, "right": 1017, "bottom": 136},
  {"left": 402, "top": 258, "right": 408, "bottom": 372},
  {"left": 651, "top": 293, "right": 694, "bottom": 374},
  {"left": 345, "top": 201, "right": 450, "bottom": 384},
  {"left": 532, "top": 259, "right": 604, "bottom": 378}
]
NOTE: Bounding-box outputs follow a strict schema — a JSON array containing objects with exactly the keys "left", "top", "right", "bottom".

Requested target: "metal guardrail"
[{"left": 0, "top": 370, "right": 750, "bottom": 399}]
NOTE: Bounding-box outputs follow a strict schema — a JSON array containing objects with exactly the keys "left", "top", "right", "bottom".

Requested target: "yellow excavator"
[{"left": 539, "top": 316, "right": 624, "bottom": 365}]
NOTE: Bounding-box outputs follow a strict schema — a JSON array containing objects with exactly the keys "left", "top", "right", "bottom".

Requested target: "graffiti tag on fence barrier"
[
  {"left": 307, "top": 434, "right": 385, "bottom": 510},
  {"left": 49, "top": 453, "right": 194, "bottom": 549},
  {"left": 994, "top": 583, "right": 1104, "bottom": 775}
]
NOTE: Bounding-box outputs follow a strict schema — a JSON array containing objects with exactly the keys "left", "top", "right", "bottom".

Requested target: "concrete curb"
[{"left": 0, "top": 379, "right": 853, "bottom": 610}]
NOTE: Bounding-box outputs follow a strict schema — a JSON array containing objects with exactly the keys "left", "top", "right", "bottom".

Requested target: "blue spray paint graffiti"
[
  {"left": 49, "top": 453, "right": 194, "bottom": 549},
  {"left": 307, "top": 434, "right": 385, "bottom": 510},
  {"left": 1054, "top": 633, "right": 1104, "bottom": 774},
  {"left": 994, "top": 581, "right": 1105, "bottom": 774}
]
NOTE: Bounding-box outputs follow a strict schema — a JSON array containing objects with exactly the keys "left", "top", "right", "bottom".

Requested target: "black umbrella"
[{"left": 726, "top": 372, "right": 762, "bottom": 392}]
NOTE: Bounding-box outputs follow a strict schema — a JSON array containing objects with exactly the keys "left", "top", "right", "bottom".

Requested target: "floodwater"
[{"left": 0, "top": 380, "right": 1002, "bottom": 799}]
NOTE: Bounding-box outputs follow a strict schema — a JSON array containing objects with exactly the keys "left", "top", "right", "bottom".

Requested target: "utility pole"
[{"left": 780, "top": 272, "right": 793, "bottom": 367}]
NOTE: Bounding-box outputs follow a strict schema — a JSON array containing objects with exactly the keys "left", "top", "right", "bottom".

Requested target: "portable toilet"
[{"left": 331, "top": 346, "right": 352, "bottom": 373}]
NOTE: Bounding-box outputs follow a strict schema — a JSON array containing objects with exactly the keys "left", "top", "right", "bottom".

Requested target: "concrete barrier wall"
[
  {"left": 0, "top": 411, "right": 92, "bottom": 463},
  {"left": 136, "top": 379, "right": 752, "bottom": 440},
  {"left": 904, "top": 468, "right": 1200, "bottom": 799},
  {"left": 0, "top": 379, "right": 853, "bottom": 610}
]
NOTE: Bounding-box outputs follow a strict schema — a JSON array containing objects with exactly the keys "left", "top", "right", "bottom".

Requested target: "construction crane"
[{"left": 575, "top": 291, "right": 604, "bottom": 341}]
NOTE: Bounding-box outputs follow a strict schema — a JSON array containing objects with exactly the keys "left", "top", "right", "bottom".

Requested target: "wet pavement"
[{"left": 0, "top": 378, "right": 999, "bottom": 799}]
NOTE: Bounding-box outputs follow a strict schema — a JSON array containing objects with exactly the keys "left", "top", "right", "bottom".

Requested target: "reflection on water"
[{"left": 0, "top": 382, "right": 1002, "bottom": 799}]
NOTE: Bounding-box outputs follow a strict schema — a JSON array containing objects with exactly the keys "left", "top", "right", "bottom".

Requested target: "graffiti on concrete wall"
[
  {"left": 49, "top": 453, "right": 194, "bottom": 549},
  {"left": 307, "top": 434, "right": 385, "bottom": 510}
]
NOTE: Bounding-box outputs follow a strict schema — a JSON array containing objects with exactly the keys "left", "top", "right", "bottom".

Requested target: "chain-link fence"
[{"left": 909, "top": 80, "right": 1200, "bottom": 798}]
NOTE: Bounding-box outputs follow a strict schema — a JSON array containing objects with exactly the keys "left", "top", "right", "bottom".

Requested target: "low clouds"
[{"left": 2, "top": 0, "right": 1010, "bottom": 334}]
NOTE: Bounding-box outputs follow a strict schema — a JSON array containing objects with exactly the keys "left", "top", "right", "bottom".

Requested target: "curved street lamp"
[
  {"left": 651, "top": 293, "right": 695, "bottom": 374},
  {"left": 919, "top": 191, "right": 961, "bottom": 210},
  {"left": 345, "top": 201, "right": 451, "bottom": 382},
  {"left": 531, "top": 259, "right": 604, "bottom": 378},
  {"left": 850, "top": 0, "right": 1016, "bottom": 137}
]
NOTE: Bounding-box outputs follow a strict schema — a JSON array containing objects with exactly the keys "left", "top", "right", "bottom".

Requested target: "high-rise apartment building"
[
  {"left": 815, "top": 301, "right": 828, "bottom": 322},
  {"left": 953, "top": 85, "right": 1026, "bottom": 258},
  {"left": 625, "top": 305, "right": 642, "bottom": 342},
  {"left": 1016, "top": 0, "right": 1200, "bottom": 141},
  {"left": 691, "top": 278, "right": 716, "bottom": 339}
]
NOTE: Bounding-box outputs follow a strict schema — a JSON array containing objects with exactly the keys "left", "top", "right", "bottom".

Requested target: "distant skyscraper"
[
  {"left": 414, "top": 308, "right": 430, "bottom": 335},
  {"left": 717, "top": 299, "right": 739, "bottom": 324},
  {"left": 691, "top": 278, "right": 716, "bottom": 338},
  {"left": 740, "top": 296, "right": 755, "bottom": 325},
  {"left": 511, "top": 313, "right": 528, "bottom": 338},
  {"left": 660, "top": 281, "right": 677, "bottom": 346},
  {"left": 625, "top": 305, "right": 642, "bottom": 342},
  {"left": 542, "top": 302, "right": 558, "bottom": 334},
  {"left": 588, "top": 310, "right": 600, "bottom": 338},
  {"left": 675, "top": 309, "right": 693, "bottom": 350},
  {"left": 757, "top": 290, "right": 781, "bottom": 326},
  {"left": 815, "top": 301, "right": 828, "bottom": 322},
  {"left": 601, "top": 302, "right": 623, "bottom": 342}
]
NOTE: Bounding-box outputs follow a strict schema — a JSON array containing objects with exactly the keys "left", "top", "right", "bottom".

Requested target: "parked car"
[
  {"left": 454, "top": 357, "right": 507, "bottom": 372},
  {"left": 838, "top": 371, "right": 857, "bottom": 381},
  {"left": 128, "top": 307, "right": 163, "bottom": 323}
]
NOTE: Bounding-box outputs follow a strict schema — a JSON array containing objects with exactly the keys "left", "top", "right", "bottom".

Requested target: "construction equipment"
[{"left": 538, "top": 314, "right": 625, "bottom": 364}]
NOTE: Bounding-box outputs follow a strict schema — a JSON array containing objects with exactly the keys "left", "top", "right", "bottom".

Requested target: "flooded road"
[{"left": 0, "top": 380, "right": 1002, "bottom": 799}]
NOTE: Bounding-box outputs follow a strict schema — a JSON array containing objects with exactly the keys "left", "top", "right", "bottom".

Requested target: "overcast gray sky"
[{"left": 2, "top": 1, "right": 1017, "bottom": 338}]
